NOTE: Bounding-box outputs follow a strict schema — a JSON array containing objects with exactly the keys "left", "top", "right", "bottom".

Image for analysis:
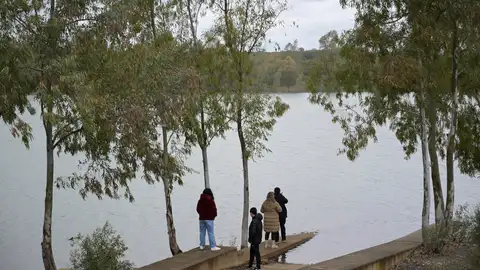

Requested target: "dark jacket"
[
  {"left": 275, "top": 193, "right": 288, "bottom": 218},
  {"left": 248, "top": 213, "right": 263, "bottom": 245},
  {"left": 196, "top": 194, "right": 217, "bottom": 220}
]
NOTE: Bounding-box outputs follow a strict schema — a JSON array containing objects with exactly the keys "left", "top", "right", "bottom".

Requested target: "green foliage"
[
  {"left": 279, "top": 56, "right": 297, "bottom": 89},
  {"left": 1, "top": 0, "right": 295, "bottom": 264},
  {"left": 307, "top": 0, "right": 480, "bottom": 167},
  {"left": 0, "top": 2, "right": 38, "bottom": 147},
  {"left": 283, "top": 39, "right": 298, "bottom": 51},
  {"left": 318, "top": 30, "right": 338, "bottom": 50},
  {"left": 69, "top": 222, "right": 133, "bottom": 270},
  {"left": 250, "top": 48, "right": 339, "bottom": 92},
  {"left": 302, "top": 50, "right": 316, "bottom": 60},
  {"left": 469, "top": 205, "right": 480, "bottom": 267},
  {"left": 422, "top": 203, "right": 475, "bottom": 254},
  {"left": 240, "top": 95, "right": 289, "bottom": 159},
  {"left": 457, "top": 101, "right": 480, "bottom": 177},
  {"left": 210, "top": 0, "right": 290, "bottom": 158},
  {"left": 209, "top": 0, "right": 289, "bottom": 248},
  {"left": 182, "top": 42, "right": 232, "bottom": 151}
]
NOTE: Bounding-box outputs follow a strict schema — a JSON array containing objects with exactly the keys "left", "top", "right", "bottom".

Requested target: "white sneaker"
[
  {"left": 264, "top": 241, "right": 270, "bottom": 248},
  {"left": 211, "top": 246, "right": 221, "bottom": 251},
  {"left": 199, "top": 246, "right": 204, "bottom": 250},
  {"left": 271, "top": 243, "right": 278, "bottom": 249}
]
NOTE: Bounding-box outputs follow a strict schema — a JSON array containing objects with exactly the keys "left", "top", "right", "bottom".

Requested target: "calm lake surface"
[{"left": 1, "top": 93, "right": 479, "bottom": 270}]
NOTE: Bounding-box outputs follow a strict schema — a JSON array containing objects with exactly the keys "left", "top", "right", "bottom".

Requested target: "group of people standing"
[
  {"left": 248, "top": 187, "right": 288, "bottom": 269},
  {"left": 196, "top": 186, "right": 289, "bottom": 270}
]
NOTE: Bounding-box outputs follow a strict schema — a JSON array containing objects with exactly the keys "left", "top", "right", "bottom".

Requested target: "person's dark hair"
[
  {"left": 202, "top": 188, "right": 214, "bottom": 200},
  {"left": 250, "top": 207, "right": 257, "bottom": 215},
  {"left": 274, "top": 187, "right": 280, "bottom": 195}
]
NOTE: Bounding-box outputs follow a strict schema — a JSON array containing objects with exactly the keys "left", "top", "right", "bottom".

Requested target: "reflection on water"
[
  {"left": 271, "top": 253, "right": 288, "bottom": 264},
  {"left": 1, "top": 93, "right": 480, "bottom": 270}
]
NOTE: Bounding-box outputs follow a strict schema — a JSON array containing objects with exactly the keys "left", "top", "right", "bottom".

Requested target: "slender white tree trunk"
[
  {"left": 445, "top": 27, "right": 459, "bottom": 226},
  {"left": 240, "top": 149, "right": 249, "bottom": 248},
  {"left": 42, "top": 111, "right": 57, "bottom": 270},
  {"left": 185, "top": 0, "right": 211, "bottom": 189},
  {"left": 427, "top": 90, "right": 446, "bottom": 230},
  {"left": 238, "top": 113, "right": 249, "bottom": 248},
  {"left": 419, "top": 89, "right": 431, "bottom": 241},
  {"left": 201, "top": 146, "right": 210, "bottom": 188},
  {"left": 162, "top": 126, "right": 182, "bottom": 255}
]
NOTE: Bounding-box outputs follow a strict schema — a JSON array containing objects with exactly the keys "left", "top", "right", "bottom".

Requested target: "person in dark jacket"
[
  {"left": 248, "top": 207, "right": 263, "bottom": 270},
  {"left": 196, "top": 188, "right": 220, "bottom": 251},
  {"left": 274, "top": 187, "right": 288, "bottom": 241}
]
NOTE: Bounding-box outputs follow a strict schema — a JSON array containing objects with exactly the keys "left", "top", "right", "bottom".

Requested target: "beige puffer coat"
[{"left": 260, "top": 192, "right": 282, "bottom": 233}]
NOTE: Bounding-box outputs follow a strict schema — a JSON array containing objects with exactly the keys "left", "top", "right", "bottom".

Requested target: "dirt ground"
[{"left": 393, "top": 244, "right": 473, "bottom": 270}]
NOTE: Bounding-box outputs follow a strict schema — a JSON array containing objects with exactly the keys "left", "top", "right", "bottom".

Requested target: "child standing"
[{"left": 248, "top": 207, "right": 263, "bottom": 270}]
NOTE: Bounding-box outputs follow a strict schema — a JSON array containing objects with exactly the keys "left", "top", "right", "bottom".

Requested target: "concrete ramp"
[
  {"left": 139, "top": 246, "right": 237, "bottom": 270},
  {"left": 219, "top": 232, "right": 315, "bottom": 269},
  {"left": 139, "top": 232, "right": 315, "bottom": 270}
]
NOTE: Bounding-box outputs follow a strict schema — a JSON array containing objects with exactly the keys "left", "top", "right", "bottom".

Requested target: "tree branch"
[
  {"left": 239, "top": 0, "right": 252, "bottom": 52},
  {"left": 247, "top": 7, "right": 279, "bottom": 54},
  {"left": 384, "top": 14, "right": 407, "bottom": 25},
  {"left": 65, "top": 18, "right": 98, "bottom": 27},
  {"left": 166, "top": 128, "right": 175, "bottom": 146},
  {"left": 53, "top": 127, "right": 84, "bottom": 149},
  {"left": 475, "top": 91, "right": 480, "bottom": 107}
]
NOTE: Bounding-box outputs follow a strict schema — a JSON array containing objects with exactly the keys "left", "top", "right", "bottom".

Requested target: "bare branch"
[
  {"left": 64, "top": 17, "right": 98, "bottom": 27},
  {"left": 53, "top": 127, "right": 84, "bottom": 149}
]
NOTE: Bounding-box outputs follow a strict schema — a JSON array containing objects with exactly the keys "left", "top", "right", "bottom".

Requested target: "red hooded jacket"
[{"left": 196, "top": 194, "right": 217, "bottom": 220}]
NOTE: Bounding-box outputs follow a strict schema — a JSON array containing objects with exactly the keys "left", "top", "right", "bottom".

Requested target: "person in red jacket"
[{"left": 196, "top": 188, "right": 220, "bottom": 251}]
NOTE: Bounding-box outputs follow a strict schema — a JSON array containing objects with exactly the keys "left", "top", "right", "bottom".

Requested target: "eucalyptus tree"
[
  {"left": 1, "top": 0, "right": 200, "bottom": 267},
  {"left": 180, "top": 0, "right": 231, "bottom": 189},
  {"left": 306, "top": 1, "right": 432, "bottom": 237},
  {"left": 141, "top": 36, "right": 198, "bottom": 255},
  {"left": 0, "top": 21, "right": 35, "bottom": 146},
  {"left": 307, "top": 24, "right": 440, "bottom": 239},
  {"left": 0, "top": 1, "right": 149, "bottom": 268},
  {"left": 432, "top": 0, "right": 480, "bottom": 224},
  {"left": 307, "top": 0, "right": 480, "bottom": 239},
  {"left": 209, "top": 0, "right": 289, "bottom": 247}
]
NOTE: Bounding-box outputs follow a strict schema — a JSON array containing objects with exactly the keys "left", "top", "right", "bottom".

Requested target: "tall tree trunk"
[
  {"left": 200, "top": 106, "right": 210, "bottom": 189},
  {"left": 445, "top": 26, "right": 458, "bottom": 226},
  {"left": 419, "top": 89, "right": 431, "bottom": 241},
  {"left": 162, "top": 127, "right": 182, "bottom": 255},
  {"left": 186, "top": 0, "right": 211, "bottom": 189},
  {"left": 150, "top": 2, "right": 181, "bottom": 256},
  {"left": 201, "top": 145, "right": 210, "bottom": 189},
  {"left": 427, "top": 90, "right": 446, "bottom": 229},
  {"left": 42, "top": 101, "right": 57, "bottom": 270},
  {"left": 238, "top": 116, "right": 249, "bottom": 248},
  {"left": 42, "top": 1, "right": 57, "bottom": 268},
  {"left": 235, "top": 65, "right": 249, "bottom": 248},
  {"left": 162, "top": 178, "right": 183, "bottom": 255}
]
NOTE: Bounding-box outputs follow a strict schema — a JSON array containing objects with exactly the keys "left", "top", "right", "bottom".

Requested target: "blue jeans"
[{"left": 199, "top": 220, "right": 216, "bottom": 248}]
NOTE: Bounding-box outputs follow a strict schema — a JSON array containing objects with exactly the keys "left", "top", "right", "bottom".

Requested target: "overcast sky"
[{"left": 197, "top": 0, "right": 356, "bottom": 51}]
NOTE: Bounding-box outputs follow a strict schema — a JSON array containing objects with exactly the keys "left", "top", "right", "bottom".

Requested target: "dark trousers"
[
  {"left": 265, "top": 231, "right": 279, "bottom": 242},
  {"left": 279, "top": 216, "right": 286, "bottom": 241},
  {"left": 249, "top": 243, "right": 261, "bottom": 268}
]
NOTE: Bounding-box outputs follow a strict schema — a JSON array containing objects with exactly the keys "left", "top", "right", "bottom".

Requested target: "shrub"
[
  {"left": 468, "top": 205, "right": 480, "bottom": 268},
  {"left": 69, "top": 221, "right": 134, "bottom": 270},
  {"left": 423, "top": 203, "right": 475, "bottom": 254}
]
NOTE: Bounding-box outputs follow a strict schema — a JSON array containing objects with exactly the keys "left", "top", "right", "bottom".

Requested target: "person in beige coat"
[{"left": 261, "top": 191, "right": 282, "bottom": 248}]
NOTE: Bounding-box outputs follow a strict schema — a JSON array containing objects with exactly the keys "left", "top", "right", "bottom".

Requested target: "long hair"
[
  {"left": 266, "top": 191, "right": 275, "bottom": 202},
  {"left": 261, "top": 191, "right": 278, "bottom": 212},
  {"left": 203, "top": 188, "right": 214, "bottom": 200}
]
